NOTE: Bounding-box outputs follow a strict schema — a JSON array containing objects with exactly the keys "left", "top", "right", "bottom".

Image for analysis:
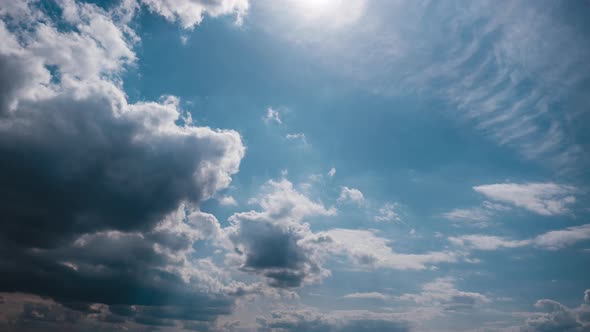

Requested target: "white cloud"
[
  {"left": 309, "top": 229, "right": 459, "bottom": 270},
  {"left": 473, "top": 183, "right": 577, "bottom": 216},
  {"left": 328, "top": 167, "right": 336, "bottom": 177},
  {"left": 398, "top": 277, "right": 491, "bottom": 308},
  {"left": 263, "top": 107, "right": 282, "bottom": 124},
  {"left": 337, "top": 186, "right": 365, "bottom": 205},
  {"left": 286, "top": 132, "right": 306, "bottom": 141},
  {"left": 219, "top": 195, "right": 238, "bottom": 206},
  {"left": 448, "top": 235, "right": 531, "bottom": 251},
  {"left": 141, "top": 0, "right": 249, "bottom": 29},
  {"left": 449, "top": 223, "right": 590, "bottom": 251},
  {"left": 374, "top": 202, "right": 401, "bottom": 222},
  {"left": 533, "top": 224, "right": 590, "bottom": 250}
]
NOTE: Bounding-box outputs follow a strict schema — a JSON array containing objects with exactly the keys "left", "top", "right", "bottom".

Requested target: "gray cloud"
[
  {"left": 0, "top": 1, "right": 245, "bottom": 329},
  {"left": 522, "top": 295, "right": 590, "bottom": 332}
]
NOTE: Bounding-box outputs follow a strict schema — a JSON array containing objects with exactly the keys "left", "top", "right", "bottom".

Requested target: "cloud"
[
  {"left": 309, "top": 229, "right": 459, "bottom": 270},
  {"left": 520, "top": 291, "right": 590, "bottom": 332},
  {"left": 337, "top": 186, "right": 365, "bottom": 206},
  {"left": 533, "top": 224, "right": 590, "bottom": 250},
  {"left": 257, "top": 309, "right": 410, "bottom": 332},
  {"left": 449, "top": 224, "right": 590, "bottom": 251},
  {"left": 0, "top": 1, "right": 246, "bottom": 328},
  {"left": 141, "top": 0, "right": 249, "bottom": 29},
  {"left": 226, "top": 179, "right": 460, "bottom": 288},
  {"left": 448, "top": 235, "right": 531, "bottom": 251},
  {"left": 398, "top": 278, "right": 490, "bottom": 312},
  {"left": 261, "top": 2, "right": 590, "bottom": 170},
  {"left": 264, "top": 107, "right": 282, "bottom": 124},
  {"left": 473, "top": 183, "right": 576, "bottom": 216},
  {"left": 374, "top": 202, "right": 401, "bottom": 222},
  {"left": 219, "top": 195, "right": 238, "bottom": 206},
  {"left": 442, "top": 201, "right": 511, "bottom": 227},
  {"left": 286, "top": 132, "right": 308, "bottom": 146},
  {"left": 328, "top": 167, "right": 336, "bottom": 177},
  {"left": 226, "top": 179, "right": 335, "bottom": 288}
]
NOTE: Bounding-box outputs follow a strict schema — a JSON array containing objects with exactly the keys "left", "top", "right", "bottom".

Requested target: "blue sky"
[{"left": 0, "top": 1, "right": 589, "bottom": 331}]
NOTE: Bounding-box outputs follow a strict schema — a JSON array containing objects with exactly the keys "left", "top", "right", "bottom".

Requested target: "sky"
[{"left": 0, "top": 0, "right": 589, "bottom": 331}]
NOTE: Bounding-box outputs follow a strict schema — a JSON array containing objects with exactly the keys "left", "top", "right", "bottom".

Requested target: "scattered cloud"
[
  {"left": 337, "top": 186, "right": 365, "bottom": 206},
  {"left": 375, "top": 202, "right": 401, "bottom": 222},
  {"left": 264, "top": 107, "right": 282, "bottom": 124},
  {"left": 443, "top": 201, "right": 511, "bottom": 227},
  {"left": 141, "top": 0, "right": 249, "bottom": 29},
  {"left": 473, "top": 183, "right": 577, "bottom": 216},
  {"left": 309, "top": 229, "right": 459, "bottom": 271},
  {"left": 449, "top": 224, "right": 590, "bottom": 251},
  {"left": 328, "top": 167, "right": 336, "bottom": 177},
  {"left": 398, "top": 278, "right": 491, "bottom": 311}
]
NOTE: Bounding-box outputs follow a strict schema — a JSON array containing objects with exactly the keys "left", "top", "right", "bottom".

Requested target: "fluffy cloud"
[
  {"left": 473, "top": 183, "right": 577, "bottom": 216},
  {"left": 226, "top": 179, "right": 335, "bottom": 288},
  {"left": 337, "top": 186, "right": 365, "bottom": 205},
  {"left": 450, "top": 223, "right": 590, "bottom": 251},
  {"left": 257, "top": 309, "right": 410, "bottom": 332},
  {"left": 521, "top": 291, "right": 590, "bottom": 332},
  {"left": 0, "top": 0, "right": 246, "bottom": 329},
  {"left": 226, "top": 179, "right": 459, "bottom": 288},
  {"left": 219, "top": 195, "right": 238, "bottom": 206},
  {"left": 141, "top": 0, "right": 249, "bottom": 29}
]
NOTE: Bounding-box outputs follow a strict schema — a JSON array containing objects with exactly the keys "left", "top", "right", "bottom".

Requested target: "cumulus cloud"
[
  {"left": 226, "top": 179, "right": 335, "bottom": 288},
  {"left": 0, "top": 0, "right": 246, "bottom": 329},
  {"left": 226, "top": 179, "right": 460, "bottom": 289},
  {"left": 473, "top": 183, "right": 577, "bottom": 216},
  {"left": 449, "top": 223, "right": 590, "bottom": 251},
  {"left": 521, "top": 291, "right": 590, "bottom": 332},
  {"left": 219, "top": 195, "right": 238, "bottom": 206},
  {"left": 337, "top": 186, "right": 365, "bottom": 206},
  {"left": 141, "top": 0, "right": 249, "bottom": 29}
]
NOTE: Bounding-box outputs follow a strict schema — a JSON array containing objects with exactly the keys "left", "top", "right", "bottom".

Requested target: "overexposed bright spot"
[{"left": 287, "top": 0, "right": 367, "bottom": 29}]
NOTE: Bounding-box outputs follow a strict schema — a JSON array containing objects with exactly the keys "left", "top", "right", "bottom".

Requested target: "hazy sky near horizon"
[{"left": 0, "top": 0, "right": 589, "bottom": 331}]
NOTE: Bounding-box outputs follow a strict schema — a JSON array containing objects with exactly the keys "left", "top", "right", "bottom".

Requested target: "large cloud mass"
[{"left": 0, "top": 0, "right": 245, "bottom": 329}]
